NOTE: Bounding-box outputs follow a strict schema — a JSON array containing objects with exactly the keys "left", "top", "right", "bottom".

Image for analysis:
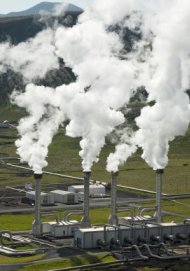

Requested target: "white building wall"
[
  {"left": 50, "top": 190, "right": 78, "bottom": 204},
  {"left": 26, "top": 191, "right": 54, "bottom": 205},
  {"left": 68, "top": 184, "right": 105, "bottom": 197}
]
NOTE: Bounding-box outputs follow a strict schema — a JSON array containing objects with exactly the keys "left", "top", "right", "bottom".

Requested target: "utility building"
[
  {"left": 68, "top": 184, "right": 105, "bottom": 197},
  {"left": 26, "top": 191, "right": 54, "bottom": 205},
  {"left": 50, "top": 190, "right": 79, "bottom": 204}
]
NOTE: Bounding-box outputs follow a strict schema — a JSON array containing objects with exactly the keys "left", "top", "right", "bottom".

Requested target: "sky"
[{"left": 0, "top": 0, "right": 95, "bottom": 14}]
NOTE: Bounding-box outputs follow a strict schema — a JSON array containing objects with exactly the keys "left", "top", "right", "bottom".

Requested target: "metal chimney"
[
  {"left": 32, "top": 173, "right": 42, "bottom": 237},
  {"left": 81, "top": 171, "right": 91, "bottom": 228},
  {"left": 155, "top": 169, "right": 164, "bottom": 223},
  {"left": 108, "top": 171, "right": 118, "bottom": 226}
]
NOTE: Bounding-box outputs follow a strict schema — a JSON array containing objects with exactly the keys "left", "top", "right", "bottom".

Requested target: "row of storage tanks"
[{"left": 26, "top": 183, "right": 106, "bottom": 205}]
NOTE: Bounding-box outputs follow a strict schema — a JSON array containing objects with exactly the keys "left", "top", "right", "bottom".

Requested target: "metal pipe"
[
  {"left": 138, "top": 206, "right": 156, "bottom": 216},
  {"left": 81, "top": 171, "right": 91, "bottom": 228},
  {"left": 131, "top": 245, "right": 149, "bottom": 260},
  {"left": 144, "top": 220, "right": 162, "bottom": 238},
  {"left": 155, "top": 169, "right": 164, "bottom": 223},
  {"left": 32, "top": 173, "right": 42, "bottom": 237},
  {"left": 142, "top": 243, "right": 190, "bottom": 260},
  {"left": 103, "top": 224, "right": 120, "bottom": 246},
  {"left": 64, "top": 210, "right": 83, "bottom": 223},
  {"left": 0, "top": 231, "right": 12, "bottom": 245},
  {"left": 109, "top": 171, "right": 118, "bottom": 226}
]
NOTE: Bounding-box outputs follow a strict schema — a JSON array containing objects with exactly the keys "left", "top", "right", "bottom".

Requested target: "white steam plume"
[
  {"left": 54, "top": 3, "right": 139, "bottom": 171},
  {"left": 106, "top": 129, "right": 137, "bottom": 172},
  {"left": 11, "top": 84, "right": 64, "bottom": 174},
  {"left": 135, "top": 0, "right": 190, "bottom": 170},
  {"left": 0, "top": 28, "right": 58, "bottom": 80}
]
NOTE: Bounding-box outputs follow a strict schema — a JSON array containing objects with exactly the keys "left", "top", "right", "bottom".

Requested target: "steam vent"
[
  {"left": 81, "top": 171, "right": 91, "bottom": 228},
  {"left": 155, "top": 169, "right": 164, "bottom": 223},
  {"left": 109, "top": 171, "right": 119, "bottom": 225},
  {"left": 32, "top": 173, "right": 43, "bottom": 237}
]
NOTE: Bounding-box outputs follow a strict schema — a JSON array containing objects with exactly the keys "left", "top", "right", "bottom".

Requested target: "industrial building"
[
  {"left": 42, "top": 220, "right": 81, "bottom": 237},
  {"left": 27, "top": 169, "right": 190, "bottom": 262},
  {"left": 68, "top": 183, "right": 106, "bottom": 197},
  {"left": 50, "top": 190, "right": 79, "bottom": 204},
  {"left": 74, "top": 222, "right": 190, "bottom": 249},
  {"left": 26, "top": 191, "right": 54, "bottom": 205}
]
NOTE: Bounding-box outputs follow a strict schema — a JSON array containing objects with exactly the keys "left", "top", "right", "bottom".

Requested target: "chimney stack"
[
  {"left": 108, "top": 171, "right": 118, "bottom": 225},
  {"left": 81, "top": 171, "right": 91, "bottom": 228},
  {"left": 32, "top": 173, "right": 43, "bottom": 237},
  {"left": 155, "top": 169, "right": 164, "bottom": 223}
]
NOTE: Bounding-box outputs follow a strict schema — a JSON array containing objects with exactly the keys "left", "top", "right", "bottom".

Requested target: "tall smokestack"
[
  {"left": 32, "top": 173, "right": 43, "bottom": 237},
  {"left": 108, "top": 171, "right": 118, "bottom": 225},
  {"left": 155, "top": 169, "right": 164, "bottom": 223},
  {"left": 81, "top": 171, "right": 91, "bottom": 228}
]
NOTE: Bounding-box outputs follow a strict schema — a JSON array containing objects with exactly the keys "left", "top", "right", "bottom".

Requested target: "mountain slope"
[{"left": 1, "top": 2, "right": 83, "bottom": 17}]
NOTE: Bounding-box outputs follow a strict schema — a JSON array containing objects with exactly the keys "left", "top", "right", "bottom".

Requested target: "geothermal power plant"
[{"left": 17, "top": 167, "right": 189, "bottom": 261}]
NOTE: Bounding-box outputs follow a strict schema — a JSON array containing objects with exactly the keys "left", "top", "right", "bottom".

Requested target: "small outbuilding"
[
  {"left": 50, "top": 190, "right": 78, "bottom": 204},
  {"left": 68, "top": 184, "right": 106, "bottom": 197},
  {"left": 42, "top": 220, "right": 81, "bottom": 237},
  {"left": 26, "top": 191, "right": 54, "bottom": 205}
]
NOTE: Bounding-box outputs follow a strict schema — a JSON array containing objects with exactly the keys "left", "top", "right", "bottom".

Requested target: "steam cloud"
[
  {"left": 54, "top": 4, "right": 139, "bottom": 171},
  {"left": 3, "top": 0, "right": 190, "bottom": 174},
  {"left": 134, "top": 0, "right": 190, "bottom": 170},
  {"left": 11, "top": 84, "right": 64, "bottom": 174},
  {"left": 0, "top": 28, "right": 58, "bottom": 80}
]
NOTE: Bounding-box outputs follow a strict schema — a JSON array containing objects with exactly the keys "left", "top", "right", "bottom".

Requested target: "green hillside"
[{"left": 0, "top": 105, "right": 189, "bottom": 194}]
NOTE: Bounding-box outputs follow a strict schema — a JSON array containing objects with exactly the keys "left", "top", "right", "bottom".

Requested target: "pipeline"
[
  {"left": 163, "top": 210, "right": 190, "bottom": 219},
  {"left": 142, "top": 244, "right": 190, "bottom": 260},
  {"left": 119, "top": 222, "right": 135, "bottom": 245},
  {"left": 103, "top": 224, "right": 121, "bottom": 248},
  {"left": 0, "top": 231, "right": 12, "bottom": 245},
  {"left": 139, "top": 206, "right": 156, "bottom": 218},
  {"left": 63, "top": 210, "right": 83, "bottom": 223},
  {"left": 131, "top": 245, "right": 149, "bottom": 260}
]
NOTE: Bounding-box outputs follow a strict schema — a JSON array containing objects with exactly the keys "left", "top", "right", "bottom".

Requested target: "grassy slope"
[
  {"left": 1, "top": 198, "right": 190, "bottom": 231},
  {"left": 0, "top": 104, "right": 189, "bottom": 194}
]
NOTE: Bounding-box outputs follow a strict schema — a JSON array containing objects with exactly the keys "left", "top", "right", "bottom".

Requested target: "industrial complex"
[{"left": 1, "top": 166, "right": 190, "bottom": 269}]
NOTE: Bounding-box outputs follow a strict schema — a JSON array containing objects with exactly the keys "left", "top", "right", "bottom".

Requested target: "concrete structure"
[
  {"left": 26, "top": 191, "right": 54, "bottom": 205},
  {"left": 32, "top": 173, "right": 42, "bottom": 237},
  {"left": 50, "top": 190, "right": 78, "bottom": 204},
  {"left": 155, "top": 169, "right": 164, "bottom": 223},
  {"left": 108, "top": 172, "right": 118, "bottom": 226},
  {"left": 81, "top": 171, "right": 91, "bottom": 228},
  {"left": 68, "top": 183, "right": 105, "bottom": 197}
]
